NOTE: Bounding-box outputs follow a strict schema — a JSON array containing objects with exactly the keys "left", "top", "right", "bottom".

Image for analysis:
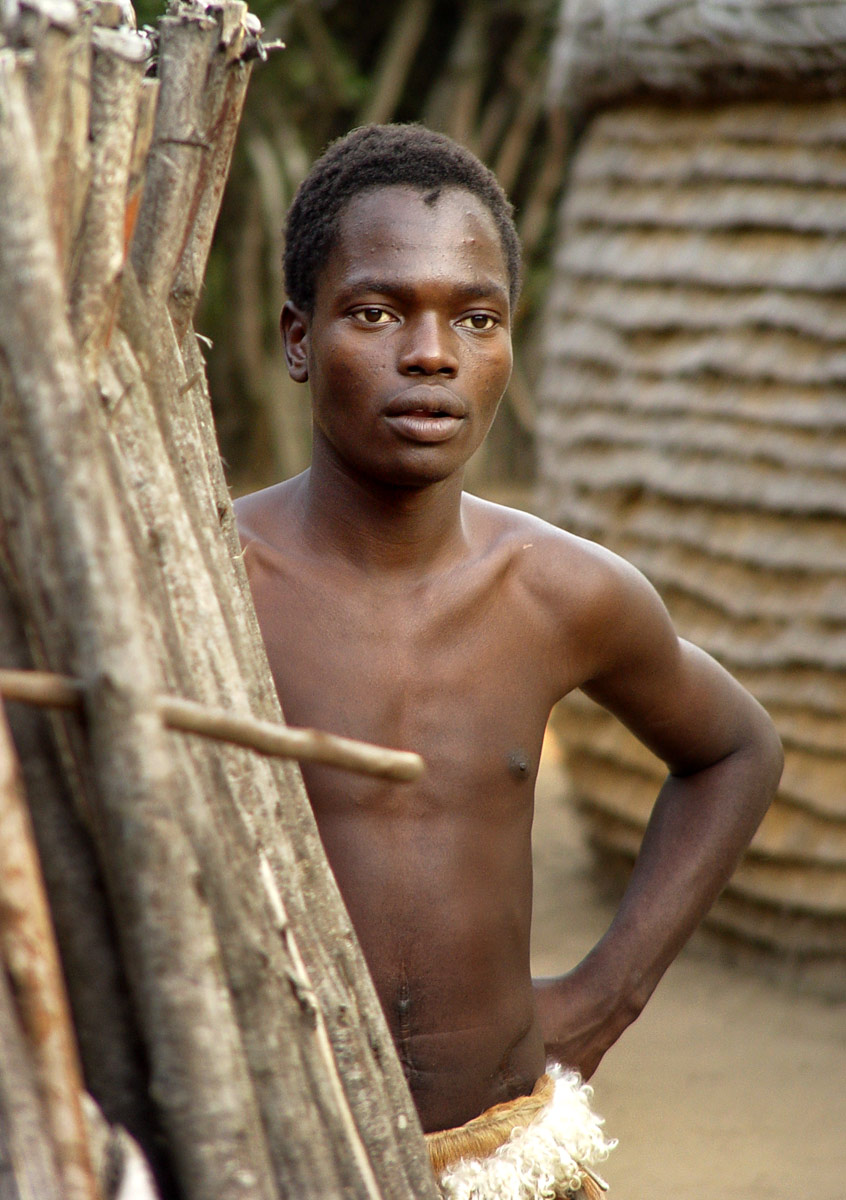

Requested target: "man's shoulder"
[
  {"left": 462, "top": 493, "right": 634, "bottom": 591},
  {"left": 234, "top": 475, "right": 305, "bottom": 552},
  {"left": 462, "top": 494, "right": 664, "bottom": 652}
]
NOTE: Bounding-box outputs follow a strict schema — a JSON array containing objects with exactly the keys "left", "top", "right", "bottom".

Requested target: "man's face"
[{"left": 283, "top": 184, "right": 514, "bottom": 487}]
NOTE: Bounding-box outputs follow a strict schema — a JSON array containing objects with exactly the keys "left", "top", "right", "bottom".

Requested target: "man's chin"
[
  {"left": 374, "top": 466, "right": 463, "bottom": 490},
  {"left": 361, "top": 447, "right": 471, "bottom": 490}
]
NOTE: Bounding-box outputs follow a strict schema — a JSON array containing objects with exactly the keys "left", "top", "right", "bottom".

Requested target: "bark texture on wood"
[
  {"left": 0, "top": 1, "right": 437, "bottom": 1197},
  {"left": 0, "top": 48, "right": 279, "bottom": 1200},
  {"left": 0, "top": 700, "right": 99, "bottom": 1200},
  {"left": 0, "top": 578, "right": 168, "bottom": 1186},
  {"left": 0, "top": 958, "right": 65, "bottom": 1200}
]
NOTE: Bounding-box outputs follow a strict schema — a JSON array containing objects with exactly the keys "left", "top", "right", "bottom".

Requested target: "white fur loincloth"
[{"left": 435, "top": 1065, "right": 616, "bottom": 1200}]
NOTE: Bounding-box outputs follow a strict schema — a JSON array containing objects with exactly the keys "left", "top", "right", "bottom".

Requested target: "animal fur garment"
[{"left": 430, "top": 1065, "right": 615, "bottom": 1200}]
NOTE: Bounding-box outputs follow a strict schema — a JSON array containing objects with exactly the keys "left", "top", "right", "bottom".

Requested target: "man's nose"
[{"left": 398, "top": 313, "right": 459, "bottom": 376}]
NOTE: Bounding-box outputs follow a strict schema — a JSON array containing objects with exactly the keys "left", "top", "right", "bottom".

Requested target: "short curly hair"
[{"left": 283, "top": 123, "right": 522, "bottom": 312}]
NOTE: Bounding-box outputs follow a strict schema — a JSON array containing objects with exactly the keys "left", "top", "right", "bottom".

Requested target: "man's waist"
[{"left": 395, "top": 1014, "right": 545, "bottom": 1134}]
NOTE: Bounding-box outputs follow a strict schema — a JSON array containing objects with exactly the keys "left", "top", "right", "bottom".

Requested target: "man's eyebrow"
[{"left": 336, "top": 277, "right": 509, "bottom": 306}]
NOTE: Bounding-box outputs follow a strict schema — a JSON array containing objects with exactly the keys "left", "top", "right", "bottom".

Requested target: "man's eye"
[
  {"left": 354, "top": 307, "right": 392, "bottom": 324},
  {"left": 458, "top": 313, "right": 497, "bottom": 331}
]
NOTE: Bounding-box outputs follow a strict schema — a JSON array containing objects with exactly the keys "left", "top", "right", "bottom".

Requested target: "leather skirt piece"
[{"left": 426, "top": 1067, "right": 613, "bottom": 1199}]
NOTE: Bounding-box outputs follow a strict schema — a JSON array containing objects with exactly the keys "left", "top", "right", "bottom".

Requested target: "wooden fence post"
[{"left": 0, "top": 2, "right": 438, "bottom": 1197}]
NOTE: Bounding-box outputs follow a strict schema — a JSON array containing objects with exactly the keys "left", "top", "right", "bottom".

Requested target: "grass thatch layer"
[{"left": 539, "top": 98, "right": 846, "bottom": 987}]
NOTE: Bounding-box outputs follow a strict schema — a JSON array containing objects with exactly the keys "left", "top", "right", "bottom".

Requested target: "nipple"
[{"left": 507, "top": 749, "right": 531, "bottom": 780}]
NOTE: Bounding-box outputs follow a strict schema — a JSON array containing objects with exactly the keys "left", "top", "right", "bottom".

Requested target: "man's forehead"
[
  {"left": 324, "top": 184, "right": 510, "bottom": 291},
  {"left": 338, "top": 182, "right": 497, "bottom": 232}
]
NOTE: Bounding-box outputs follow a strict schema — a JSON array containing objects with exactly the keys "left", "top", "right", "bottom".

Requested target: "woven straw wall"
[
  {"left": 550, "top": 0, "right": 846, "bottom": 109},
  {"left": 537, "top": 98, "right": 846, "bottom": 989}
]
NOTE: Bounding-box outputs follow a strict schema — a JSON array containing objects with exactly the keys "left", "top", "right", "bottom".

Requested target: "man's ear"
[{"left": 281, "top": 301, "right": 310, "bottom": 383}]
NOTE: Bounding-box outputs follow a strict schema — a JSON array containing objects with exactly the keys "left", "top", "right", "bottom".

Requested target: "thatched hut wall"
[
  {"left": 538, "top": 4, "right": 846, "bottom": 992},
  {"left": 549, "top": 0, "right": 846, "bottom": 109}
]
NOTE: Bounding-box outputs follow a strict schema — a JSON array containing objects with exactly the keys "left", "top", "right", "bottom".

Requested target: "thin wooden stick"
[{"left": 0, "top": 669, "right": 425, "bottom": 782}]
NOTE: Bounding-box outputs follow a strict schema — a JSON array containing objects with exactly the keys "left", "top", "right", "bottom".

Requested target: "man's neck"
[{"left": 300, "top": 443, "right": 469, "bottom": 574}]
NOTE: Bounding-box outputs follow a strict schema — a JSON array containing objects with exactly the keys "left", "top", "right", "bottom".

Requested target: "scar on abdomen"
[{"left": 508, "top": 749, "right": 531, "bottom": 780}]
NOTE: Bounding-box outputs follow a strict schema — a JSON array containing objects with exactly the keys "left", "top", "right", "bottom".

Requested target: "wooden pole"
[{"left": 0, "top": 668, "right": 425, "bottom": 782}]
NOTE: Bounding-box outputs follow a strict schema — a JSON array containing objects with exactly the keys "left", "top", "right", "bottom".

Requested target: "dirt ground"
[{"left": 530, "top": 738, "right": 846, "bottom": 1200}]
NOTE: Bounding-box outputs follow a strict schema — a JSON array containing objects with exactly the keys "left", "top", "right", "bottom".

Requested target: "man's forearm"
[
  {"left": 535, "top": 715, "right": 782, "bottom": 1077},
  {"left": 593, "top": 718, "right": 782, "bottom": 1016}
]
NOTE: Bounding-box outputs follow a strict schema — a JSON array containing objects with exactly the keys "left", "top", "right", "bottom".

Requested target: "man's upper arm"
[{"left": 576, "top": 552, "right": 769, "bottom": 777}]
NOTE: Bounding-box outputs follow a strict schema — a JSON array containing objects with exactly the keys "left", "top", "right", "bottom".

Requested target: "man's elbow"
[
  {"left": 763, "top": 718, "right": 785, "bottom": 796},
  {"left": 743, "top": 702, "right": 784, "bottom": 813}
]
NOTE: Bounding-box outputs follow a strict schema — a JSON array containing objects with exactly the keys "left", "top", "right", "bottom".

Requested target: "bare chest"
[{"left": 246, "top": 548, "right": 559, "bottom": 796}]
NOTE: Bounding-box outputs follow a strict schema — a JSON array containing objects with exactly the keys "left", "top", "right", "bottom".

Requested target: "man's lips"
[
  {"left": 383, "top": 387, "right": 466, "bottom": 419},
  {"left": 383, "top": 388, "right": 466, "bottom": 443}
]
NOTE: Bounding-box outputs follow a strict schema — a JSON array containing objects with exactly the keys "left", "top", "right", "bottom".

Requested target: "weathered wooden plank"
[
  {"left": 0, "top": 958, "right": 65, "bottom": 1200},
  {"left": 130, "top": 9, "right": 220, "bottom": 305},
  {"left": 0, "top": 47, "right": 281, "bottom": 1198},
  {"left": 16, "top": 3, "right": 91, "bottom": 275},
  {"left": 70, "top": 28, "right": 148, "bottom": 380},
  {"left": 0, "top": 700, "right": 99, "bottom": 1200},
  {"left": 166, "top": 24, "right": 255, "bottom": 339},
  {"left": 0, "top": 576, "right": 170, "bottom": 1182}
]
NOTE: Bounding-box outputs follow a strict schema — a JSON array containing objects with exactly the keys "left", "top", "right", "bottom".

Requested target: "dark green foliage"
[{"left": 133, "top": 0, "right": 166, "bottom": 31}]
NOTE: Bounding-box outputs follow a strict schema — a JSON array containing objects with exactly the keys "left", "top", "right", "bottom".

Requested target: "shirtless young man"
[{"left": 235, "top": 125, "right": 783, "bottom": 1145}]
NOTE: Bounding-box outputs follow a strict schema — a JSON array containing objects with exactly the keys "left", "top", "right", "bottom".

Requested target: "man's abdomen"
[{"left": 316, "top": 806, "right": 546, "bottom": 1132}]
